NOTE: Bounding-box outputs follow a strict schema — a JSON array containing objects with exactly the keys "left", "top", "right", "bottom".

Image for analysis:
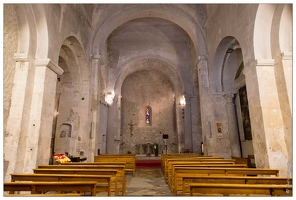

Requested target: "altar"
[{"left": 135, "top": 143, "right": 154, "bottom": 155}]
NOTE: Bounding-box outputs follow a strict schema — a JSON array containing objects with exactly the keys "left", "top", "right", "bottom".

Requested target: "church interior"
[{"left": 3, "top": 3, "right": 292, "bottom": 196}]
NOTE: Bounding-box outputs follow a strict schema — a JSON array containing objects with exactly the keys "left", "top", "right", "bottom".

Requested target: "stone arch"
[
  {"left": 210, "top": 36, "right": 242, "bottom": 93},
  {"left": 112, "top": 58, "right": 185, "bottom": 154},
  {"left": 30, "top": 4, "right": 49, "bottom": 59},
  {"left": 114, "top": 59, "right": 184, "bottom": 99},
  {"left": 92, "top": 5, "right": 207, "bottom": 64},
  {"left": 253, "top": 4, "right": 275, "bottom": 60},
  {"left": 278, "top": 5, "right": 292, "bottom": 53},
  {"left": 53, "top": 36, "right": 91, "bottom": 158}
]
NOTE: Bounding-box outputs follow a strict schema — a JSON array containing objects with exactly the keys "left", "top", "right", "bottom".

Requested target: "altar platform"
[
  {"left": 136, "top": 154, "right": 161, "bottom": 160},
  {"left": 136, "top": 155, "right": 162, "bottom": 168}
]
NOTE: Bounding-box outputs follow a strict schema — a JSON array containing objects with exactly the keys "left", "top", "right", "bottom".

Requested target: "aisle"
[{"left": 125, "top": 168, "right": 172, "bottom": 196}]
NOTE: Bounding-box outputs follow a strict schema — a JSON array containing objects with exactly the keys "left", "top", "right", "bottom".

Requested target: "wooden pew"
[
  {"left": 4, "top": 193, "right": 83, "bottom": 196},
  {"left": 169, "top": 164, "right": 248, "bottom": 192},
  {"left": 161, "top": 154, "right": 199, "bottom": 172},
  {"left": 32, "top": 168, "right": 120, "bottom": 196},
  {"left": 10, "top": 173, "right": 112, "bottom": 196},
  {"left": 163, "top": 156, "right": 225, "bottom": 175},
  {"left": 180, "top": 175, "right": 292, "bottom": 196},
  {"left": 172, "top": 167, "right": 280, "bottom": 195},
  {"left": 165, "top": 159, "right": 236, "bottom": 182},
  {"left": 94, "top": 154, "right": 136, "bottom": 176},
  {"left": 168, "top": 163, "right": 247, "bottom": 187},
  {"left": 36, "top": 164, "right": 125, "bottom": 196},
  {"left": 188, "top": 183, "right": 292, "bottom": 196},
  {"left": 4, "top": 181, "right": 97, "bottom": 196},
  {"left": 161, "top": 154, "right": 224, "bottom": 172}
]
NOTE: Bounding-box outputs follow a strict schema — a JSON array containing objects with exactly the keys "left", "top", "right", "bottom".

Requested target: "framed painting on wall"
[{"left": 216, "top": 121, "right": 223, "bottom": 138}]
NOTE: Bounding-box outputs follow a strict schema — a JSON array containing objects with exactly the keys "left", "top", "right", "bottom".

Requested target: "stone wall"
[{"left": 120, "top": 69, "right": 178, "bottom": 154}]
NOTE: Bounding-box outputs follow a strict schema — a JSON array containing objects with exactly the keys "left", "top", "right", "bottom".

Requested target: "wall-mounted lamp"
[
  {"left": 179, "top": 95, "right": 186, "bottom": 106},
  {"left": 105, "top": 91, "right": 115, "bottom": 105}
]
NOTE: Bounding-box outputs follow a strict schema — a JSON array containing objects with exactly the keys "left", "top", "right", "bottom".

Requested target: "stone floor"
[{"left": 125, "top": 168, "right": 172, "bottom": 196}]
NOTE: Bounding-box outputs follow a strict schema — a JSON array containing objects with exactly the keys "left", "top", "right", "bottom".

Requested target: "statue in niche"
[{"left": 59, "top": 123, "right": 72, "bottom": 138}]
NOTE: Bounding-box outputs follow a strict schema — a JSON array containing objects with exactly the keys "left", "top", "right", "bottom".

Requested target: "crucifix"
[{"left": 128, "top": 120, "right": 136, "bottom": 137}]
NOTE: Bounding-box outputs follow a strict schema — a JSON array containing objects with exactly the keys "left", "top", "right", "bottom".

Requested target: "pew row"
[
  {"left": 168, "top": 163, "right": 247, "bottom": 188},
  {"left": 165, "top": 160, "right": 237, "bottom": 183},
  {"left": 32, "top": 168, "right": 120, "bottom": 195},
  {"left": 10, "top": 173, "right": 112, "bottom": 196},
  {"left": 37, "top": 164, "right": 125, "bottom": 196},
  {"left": 4, "top": 193, "right": 83, "bottom": 197},
  {"left": 180, "top": 175, "right": 292, "bottom": 196},
  {"left": 188, "top": 183, "right": 292, "bottom": 196},
  {"left": 172, "top": 167, "right": 280, "bottom": 194},
  {"left": 162, "top": 156, "right": 224, "bottom": 173},
  {"left": 94, "top": 154, "right": 136, "bottom": 176},
  {"left": 4, "top": 181, "right": 97, "bottom": 196}
]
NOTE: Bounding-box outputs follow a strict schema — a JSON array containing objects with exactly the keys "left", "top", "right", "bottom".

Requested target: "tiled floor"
[{"left": 125, "top": 168, "right": 172, "bottom": 196}]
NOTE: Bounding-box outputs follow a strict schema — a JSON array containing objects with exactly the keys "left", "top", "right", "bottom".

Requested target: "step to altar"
[{"left": 136, "top": 154, "right": 161, "bottom": 160}]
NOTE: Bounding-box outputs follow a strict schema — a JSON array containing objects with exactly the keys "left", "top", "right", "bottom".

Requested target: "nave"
[{"left": 3, "top": 153, "right": 292, "bottom": 197}]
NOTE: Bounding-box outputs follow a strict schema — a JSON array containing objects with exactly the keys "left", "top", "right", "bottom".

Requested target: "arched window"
[{"left": 146, "top": 106, "right": 152, "bottom": 125}]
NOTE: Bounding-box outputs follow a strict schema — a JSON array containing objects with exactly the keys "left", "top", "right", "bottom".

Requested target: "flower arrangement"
[{"left": 52, "top": 154, "right": 71, "bottom": 163}]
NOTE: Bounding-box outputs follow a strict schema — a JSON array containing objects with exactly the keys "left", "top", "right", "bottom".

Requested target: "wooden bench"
[
  {"left": 10, "top": 173, "right": 112, "bottom": 196},
  {"left": 94, "top": 154, "right": 136, "bottom": 176},
  {"left": 4, "top": 193, "right": 83, "bottom": 196},
  {"left": 37, "top": 164, "right": 125, "bottom": 196},
  {"left": 32, "top": 168, "right": 120, "bottom": 196},
  {"left": 188, "top": 183, "right": 292, "bottom": 196},
  {"left": 161, "top": 154, "right": 199, "bottom": 172},
  {"left": 232, "top": 155, "right": 256, "bottom": 168},
  {"left": 169, "top": 164, "right": 247, "bottom": 191},
  {"left": 173, "top": 167, "right": 280, "bottom": 195},
  {"left": 163, "top": 156, "right": 225, "bottom": 175},
  {"left": 165, "top": 160, "right": 236, "bottom": 182},
  {"left": 168, "top": 163, "right": 247, "bottom": 187},
  {"left": 161, "top": 154, "right": 224, "bottom": 172},
  {"left": 180, "top": 175, "right": 292, "bottom": 196},
  {"left": 4, "top": 181, "right": 97, "bottom": 196}
]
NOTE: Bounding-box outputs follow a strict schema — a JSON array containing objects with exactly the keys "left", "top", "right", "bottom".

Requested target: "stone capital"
[
  {"left": 14, "top": 53, "right": 30, "bottom": 62},
  {"left": 35, "top": 58, "right": 64, "bottom": 75},
  {"left": 222, "top": 93, "right": 234, "bottom": 104},
  {"left": 281, "top": 51, "right": 292, "bottom": 60}
]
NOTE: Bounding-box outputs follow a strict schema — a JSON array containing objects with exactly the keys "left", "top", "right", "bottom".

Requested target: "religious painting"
[
  {"left": 239, "top": 86, "right": 252, "bottom": 140},
  {"left": 59, "top": 123, "right": 72, "bottom": 138},
  {"left": 216, "top": 121, "right": 223, "bottom": 138}
]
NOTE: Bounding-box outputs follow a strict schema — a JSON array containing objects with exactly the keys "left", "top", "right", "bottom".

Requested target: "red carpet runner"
[{"left": 136, "top": 160, "right": 162, "bottom": 168}]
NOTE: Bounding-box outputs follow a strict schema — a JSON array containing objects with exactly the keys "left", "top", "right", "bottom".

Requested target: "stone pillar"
[
  {"left": 26, "top": 59, "right": 63, "bottom": 169},
  {"left": 245, "top": 59, "right": 290, "bottom": 176},
  {"left": 196, "top": 56, "right": 212, "bottom": 155},
  {"left": 223, "top": 93, "right": 241, "bottom": 157},
  {"left": 184, "top": 94, "right": 192, "bottom": 152},
  {"left": 91, "top": 57, "right": 100, "bottom": 158},
  {"left": 4, "top": 54, "right": 34, "bottom": 181},
  {"left": 281, "top": 52, "right": 292, "bottom": 113}
]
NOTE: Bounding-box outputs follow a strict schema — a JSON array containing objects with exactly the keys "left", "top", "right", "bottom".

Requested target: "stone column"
[
  {"left": 245, "top": 59, "right": 290, "bottom": 176},
  {"left": 4, "top": 54, "right": 34, "bottom": 181},
  {"left": 281, "top": 52, "right": 292, "bottom": 113},
  {"left": 26, "top": 59, "right": 63, "bottom": 169},
  {"left": 196, "top": 56, "right": 213, "bottom": 156},
  {"left": 91, "top": 57, "right": 100, "bottom": 158},
  {"left": 184, "top": 94, "right": 192, "bottom": 152},
  {"left": 223, "top": 93, "right": 241, "bottom": 157}
]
